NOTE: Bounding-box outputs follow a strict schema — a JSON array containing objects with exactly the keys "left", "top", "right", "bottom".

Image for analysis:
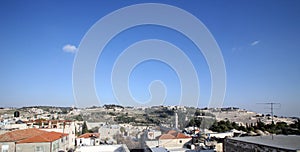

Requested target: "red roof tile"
[
  {"left": 176, "top": 132, "right": 191, "bottom": 138},
  {"left": 78, "top": 133, "right": 100, "bottom": 138},
  {"left": 0, "top": 128, "right": 68, "bottom": 143},
  {"left": 0, "top": 128, "right": 45, "bottom": 142},
  {"left": 166, "top": 130, "right": 177, "bottom": 136},
  {"left": 158, "top": 130, "right": 191, "bottom": 139},
  {"left": 17, "top": 131, "right": 68, "bottom": 143},
  {"left": 159, "top": 134, "right": 175, "bottom": 139}
]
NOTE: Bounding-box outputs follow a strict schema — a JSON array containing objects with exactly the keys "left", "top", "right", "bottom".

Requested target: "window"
[
  {"left": 1, "top": 145, "right": 8, "bottom": 152},
  {"left": 52, "top": 142, "right": 59, "bottom": 151},
  {"left": 35, "top": 146, "right": 44, "bottom": 152},
  {"left": 179, "top": 140, "right": 182, "bottom": 143}
]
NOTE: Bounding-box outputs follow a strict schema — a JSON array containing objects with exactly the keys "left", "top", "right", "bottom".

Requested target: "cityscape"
[
  {"left": 1, "top": 1, "right": 300, "bottom": 152},
  {"left": 0, "top": 105, "right": 299, "bottom": 151}
]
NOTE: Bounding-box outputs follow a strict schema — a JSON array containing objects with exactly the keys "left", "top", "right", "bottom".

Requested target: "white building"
[
  {"left": 146, "top": 130, "right": 192, "bottom": 149},
  {"left": 3, "top": 123, "right": 27, "bottom": 130},
  {"left": 41, "top": 121, "right": 76, "bottom": 149},
  {"left": 76, "top": 133, "right": 100, "bottom": 146}
]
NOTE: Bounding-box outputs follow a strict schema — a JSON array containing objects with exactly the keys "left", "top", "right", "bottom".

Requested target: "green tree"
[
  {"left": 187, "top": 118, "right": 195, "bottom": 127},
  {"left": 210, "top": 121, "right": 230, "bottom": 132},
  {"left": 120, "top": 127, "right": 126, "bottom": 134},
  {"left": 82, "top": 121, "right": 88, "bottom": 134},
  {"left": 238, "top": 125, "right": 247, "bottom": 132},
  {"left": 225, "top": 120, "right": 233, "bottom": 130},
  {"left": 256, "top": 119, "right": 266, "bottom": 131},
  {"left": 231, "top": 122, "right": 239, "bottom": 130},
  {"left": 195, "top": 109, "right": 201, "bottom": 116},
  {"left": 74, "top": 114, "right": 83, "bottom": 121}
]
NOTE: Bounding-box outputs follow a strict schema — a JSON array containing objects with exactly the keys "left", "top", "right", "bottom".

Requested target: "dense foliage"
[
  {"left": 81, "top": 121, "right": 89, "bottom": 134},
  {"left": 209, "top": 119, "right": 300, "bottom": 135},
  {"left": 115, "top": 115, "right": 135, "bottom": 123}
]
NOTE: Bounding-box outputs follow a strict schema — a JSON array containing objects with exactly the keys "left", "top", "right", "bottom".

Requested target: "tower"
[{"left": 175, "top": 112, "right": 178, "bottom": 129}]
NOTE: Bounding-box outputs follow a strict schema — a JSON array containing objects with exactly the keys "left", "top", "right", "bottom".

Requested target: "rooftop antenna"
[
  {"left": 257, "top": 102, "right": 280, "bottom": 140},
  {"left": 257, "top": 102, "right": 280, "bottom": 124}
]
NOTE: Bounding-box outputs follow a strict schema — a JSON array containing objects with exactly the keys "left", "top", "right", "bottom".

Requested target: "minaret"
[{"left": 175, "top": 112, "right": 178, "bottom": 129}]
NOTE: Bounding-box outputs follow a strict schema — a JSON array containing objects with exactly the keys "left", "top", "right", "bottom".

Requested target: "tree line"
[{"left": 209, "top": 119, "right": 300, "bottom": 135}]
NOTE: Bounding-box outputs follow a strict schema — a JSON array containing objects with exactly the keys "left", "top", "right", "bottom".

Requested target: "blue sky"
[{"left": 0, "top": 1, "right": 299, "bottom": 117}]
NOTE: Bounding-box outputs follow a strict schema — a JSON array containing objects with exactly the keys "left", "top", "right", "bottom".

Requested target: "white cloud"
[
  {"left": 251, "top": 40, "right": 260, "bottom": 46},
  {"left": 62, "top": 44, "right": 77, "bottom": 53}
]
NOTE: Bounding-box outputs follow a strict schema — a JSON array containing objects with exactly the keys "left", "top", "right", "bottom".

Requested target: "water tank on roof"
[{"left": 14, "top": 111, "right": 20, "bottom": 117}]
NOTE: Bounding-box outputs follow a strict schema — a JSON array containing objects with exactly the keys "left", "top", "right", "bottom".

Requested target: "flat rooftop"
[
  {"left": 75, "top": 144, "right": 129, "bottom": 152},
  {"left": 229, "top": 135, "right": 300, "bottom": 150}
]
